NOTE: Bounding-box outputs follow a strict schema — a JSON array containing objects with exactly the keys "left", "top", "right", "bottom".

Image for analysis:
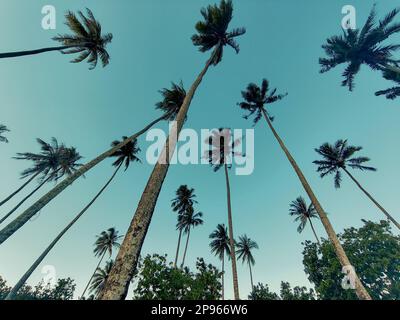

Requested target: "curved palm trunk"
[
  {"left": 343, "top": 168, "right": 400, "bottom": 230},
  {"left": 0, "top": 172, "right": 40, "bottom": 208},
  {"left": 248, "top": 261, "right": 254, "bottom": 290},
  {"left": 224, "top": 164, "right": 240, "bottom": 300},
  {"left": 0, "top": 45, "right": 77, "bottom": 59},
  {"left": 180, "top": 228, "right": 191, "bottom": 268},
  {"left": 174, "top": 229, "right": 183, "bottom": 268},
  {"left": 5, "top": 163, "right": 122, "bottom": 300},
  {"left": 221, "top": 254, "right": 225, "bottom": 300},
  {"left": 80, "top": 251, "right": 107, "bottom": 299},
  {"left": 0, "top": 173, "right": 55, "bottom": 225},
  {"left": 99, "top": 48, "right": 218, "bottom": 300},
  {"left": 260, "top": 109, "right": 371, "bottom": 300},
  {"left": 308, "top": 217, "right": 321, "bottom": 246},
  {"left": 0, "top": 112, "right": 171, "bottom": 245}
]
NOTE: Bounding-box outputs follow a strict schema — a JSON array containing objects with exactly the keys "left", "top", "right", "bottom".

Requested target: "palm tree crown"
[
  {"left": 238, "top": 79, "right": 287, "bottom": 125},
  {"left": 236, "top": 235, "right": 258, "bottom": 266},
  {"left": 110, "top": 137, "right": 141, "bottom": 170},
  {"left": 375, "top": 66, "right": 400, "bottom": 99},
  {"left": 171, "top": 185, "right": 197, "bottom": 215},
  {"left": 289, "top": 197, "right": 319, "bottom": 233},
  {"left": 0, "top": 124, "right": 10, "bottom": 143},
  {"left": 191, "top": 0, "right": 246, "bottom": 65},
  {"left": 156, "top": 82, "right": 187, "bottom": 121},
  {"left": 89, "top": 260, "right": 113, "bottom": 298},
  {"left": 319, "top": 6, "right": 400, "bottom": 91},
  {"left": 53, "top": 8, "right": 113, "bottom": 69},
  {"left": 209, "top": 224, "right": 231, "bottom": 260},
  {"left": 177, "top": 206, "right": 204, "bottom": 233},
  {"left": 94, "top": 228, "right": 122, "bottom": 258},
  {"left": 313, "top": 139, "right": 376, "bottom": 188}
]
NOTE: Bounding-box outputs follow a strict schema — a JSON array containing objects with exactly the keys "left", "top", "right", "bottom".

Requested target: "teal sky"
[{"left": 1, "top": 0, "right": 399, "bottom": 299}]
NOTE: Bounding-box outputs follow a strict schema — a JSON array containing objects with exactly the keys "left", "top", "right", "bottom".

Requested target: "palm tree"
[
  {"left": 0, "top": 138, "right": 82, "bottom": 224},
  {"left": 89, "top": 260, "right": 114, "bottom": 299},
  {"left": 178, "top": 206, "right": 204, "bottom": 268},
  {"left": 0, "top": 9, "right": 112, "bottom": 69},
  {"left": 236, "top": 235, "right": 258, "bottom": 290},
  {"left": 205, "top": 128, "right": 242, "bottom": 300},
  {"left": 0, "top": 82, "right": 185, "bottom": 245},
  {"left": 209, "top": 224, "right": 230, "bottom": 300},
  {"left": 313, "top": 139, "right": 400, "bottom": 230},
  {"left": 171, "top": 185, "right": 197, "bottom": 267},
  {"left": 289, "top": 197, "right": 321, "bottom": 246},
  {"left": 238, "top": 79, "right": 371, "bottom": 300},
  {"left": 99, "top": 0, "right": 245, "bottom": 300},
  {"left": 319, "top": 6, "right": 400, "bottom": 91},
  {"left": 375, "top": 66, "right": 400, "bottom": 99},
  {"left": 4, "top": 139, "right": 139, "bottom": 300},
  {"left": 0, "top": 124, "right": 9, "bottom": 143}
]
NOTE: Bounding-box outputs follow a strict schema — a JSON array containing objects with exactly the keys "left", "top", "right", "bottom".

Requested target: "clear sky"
[{"left": 0, "top": 0, "right": 399, "bottom": 299}]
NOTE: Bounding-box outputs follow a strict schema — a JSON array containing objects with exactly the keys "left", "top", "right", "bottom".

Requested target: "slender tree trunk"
[
  {"left": 260, "top": 109, "right": 371, "bottom": 300},
  {"left": 343, "top": 168, "right": 400, "bottom": 230},
  {"left": 0, "top": 45, "right": 78, "bottom": 59},
  {"left": 80, "top": 251, "right": 107, "bottom": 300},
  {"left": 308, "top": 217, "right": 321, "bottom": 246},
  {"left": 180, "top": 228, "right": 191, "bottom": 268},
  {"left": 99, "top": 48, "right": 218, "bottom": 300},
  {"left": 221, "top": 254, "right": 225, "bottom": 300},
  {"left": 0, "top": 172, "right": 40, "bottom": 208},
  {"left": 5, "top": 163, "right": 122, "bottom": 300},
  {"left": 174, "top": 229, "right": 183, "bottom": 268},
  {"left": 224, "top": 164, "right": 240, "bottom": 300},
  {"left": 0, "top": 173, "right": 54, "bottom": 225},
  {"left": 248, "top": 261, "right": 254, "bottom": 290},
  {"left": 0, "top": 112, "right": 171, "bottom": 245}
]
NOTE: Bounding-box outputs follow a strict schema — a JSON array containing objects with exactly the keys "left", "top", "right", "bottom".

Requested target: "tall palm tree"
[
  {"left": 171, "top": 185, "right": 197, "bottom": 267},
  {"left": 289, "top": 197, "right": 321, "bottom": 246},
  {"left": 0, "top": 9, "right": 112, "bottom": 69},
  {"left": 209, "top": 224, "right": 230, "bottom": 300},
  {"left": 319, "top": 6, "right": 400, "bottom": 91},
  {"left": 236, "top": 235, "right": 258, "bottom": 290},
  {"left": 0, "top": 82, "right": 185, "bottom": 245},
  {"left": 238, "top": 79, "right": 371, "bottom": 300},
  {"left": 313, "top": 139, "right": 400, "bottom": 230},
  {"left": 178, "top": 206, "right": 204, "bottom": 268},
  {"left": 89, "top": 260, "right": 114, "bottom": 299},
  {"left": 4, "top": 139, "right": 139, "bottom": 300},
  {"left": 205, "top": 128, "right": 242, "bottom": 300},
  {"left": 375, "top": 66, "right": 400, "bottom": 99},
  {"left": 0, "top": 138, "right": 82, "bottom": 224},
  {"left": 0, "top": 124, "right": 9, "bottom": 143},
  {"left": 99, "top": 0, "right": 245, "bottom": 300}
]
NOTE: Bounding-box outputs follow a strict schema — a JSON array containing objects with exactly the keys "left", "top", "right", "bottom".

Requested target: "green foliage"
[
  {"left": 132, "top": 254, "right": 222, "bottom": 300},
  {"left": 249, "top": 281, "right": 315, "bottom": 300},
  {"left": 0, "top": 124, "right": 9, "bottom": 143},
  {"left": 303, "top": 220, "right": 400, "bottom": 300}
]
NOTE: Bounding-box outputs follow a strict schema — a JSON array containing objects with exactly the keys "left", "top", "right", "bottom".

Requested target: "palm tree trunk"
[
  {"left": 4, "top": 163, "right": 122, "bottom": 300},
  {"left": 248, "top": 261, "right": 254, "bottom": 290},
  {"left": 98, "top": 48, "right": 219, "bottom": 300},
  {"left": 224, "top": 163, "right": 240, "bottom": 300},
  {"left": 0, "top": 172, "right": 40, "bottom": 208},
  {"left": 308, "top": 217, "right": 321, "bottom": 246},
  {"left": 0, "top": 112, "right": 172, "bottom": 245},
  {"left": 221, "top": 254, "right": 225, "bottom": 300},
  {"left": 343, "top": 168, "right": 400, "bottom": 230},
  {"left": 180, "top": 228, "right": 191, "bottom": 268},
  {"left": 0, "top": 45, "right": 78, "bottom": 59},
  {"left": 80, "top": 251, "right": 107, "bottom": 299},
  {"left": 260, "top": 109, "right": 371, "bottom": 300},
  {"left": 0, "top": 173, "right": 54, "bottom": 225},
  {"left": 174, "top": 229, "right": 183, "bottom": 268}
]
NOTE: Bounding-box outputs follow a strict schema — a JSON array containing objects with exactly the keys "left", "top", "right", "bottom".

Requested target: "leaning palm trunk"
[
  {"left": 0, "top": 112, "right": 171, "bottom": 245},
  {"left": 0, "top": 173, "right": 55, "bottom": 225},
  {"left": 308, "top": 217, "right": 321, "bottom": 246},
  {"left": 180, "top": 228, "right": 191, "bottom": 268},
  {"left": 0, "top": 45, "right": 80, "bottom": 59},
  {"left": 99, "top": 48, "right": 218, "bottom": 300},
  {"left": 260, "top": 109, "right": 371, "bottom": 300},
  {"left": 224, "top": 164, "right": 240, "bottom": 300},
  {"left": 80, "top": 251, "right": 107, "bottom": 299},
  {"left": 174, "top": 229, "right": 183, "bottom": 268},
  {"left": 0, "top": 172, "right": 40, "bottom": 208},
  {"left": 5, "top": 163, "right": 122, "bottom": 300},
  {"left": 343, "top": 168, "right": 400, "bottom": 230},
  {"left": 248, "top": 261, "right": 254, "bottom": 290}
]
